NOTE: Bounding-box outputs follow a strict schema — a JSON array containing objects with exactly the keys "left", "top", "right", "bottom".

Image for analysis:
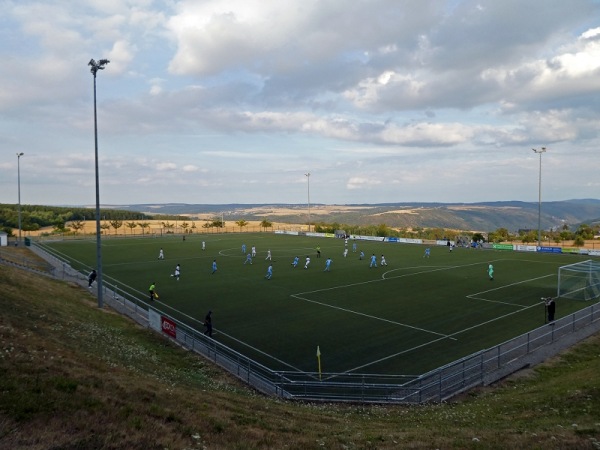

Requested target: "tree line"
[
  {"left": 488, "top": 224, "right": 599, "bottom": 246},
  {"left": 0, "top": 204, "right": 152, "bottom": 236},
  {"left": 313, "top": 221, "right": 598, "bottom": 246},
  {"left": 312, "top": 222, "right": 484, "bottom": 242}
]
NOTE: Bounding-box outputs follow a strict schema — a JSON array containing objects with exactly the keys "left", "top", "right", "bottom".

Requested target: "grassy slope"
[{"left": 1, "top": 261, "right": 600, "bottom": 449}]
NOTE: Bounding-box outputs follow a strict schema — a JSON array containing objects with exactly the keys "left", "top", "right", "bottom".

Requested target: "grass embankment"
[{"left": 1, "top": 255, "right": 600, "bottom": 449}]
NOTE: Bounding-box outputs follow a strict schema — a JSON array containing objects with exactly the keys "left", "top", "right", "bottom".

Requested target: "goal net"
[{"left": 557, "top": 260, "right": 600, "bottom": 301}]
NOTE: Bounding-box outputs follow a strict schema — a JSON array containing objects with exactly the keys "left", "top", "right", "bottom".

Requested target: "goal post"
[{"left": 557, "top": 260, "right": 600, "bottom": 301}]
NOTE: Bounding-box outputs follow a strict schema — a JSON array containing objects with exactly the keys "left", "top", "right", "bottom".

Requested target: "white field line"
[
  {"left": 292, "top": 260, "right": 499, "bottom": 340},
  {"left": 340, "top": 272, "right": 554, "bottom": 374},
  {"left": 380, "top": 259, "right": 492, "bottom": 280},
  {"left": 134, "top": 290, "right": 308, "bottom": 374},
  {"left": 340, "top": 300, "right": 547, "bottom": 375},
  {"left": 127, "top": 255, "right": 552, "bottom": 376},
  {"left": 105, "top": 254, "right": 208, "bottom": 267},
  {"left": 294, "top": 260, "right": 494, "bottom": 298},
  {"left": 290, "top": 293, "right": 456, "bottom": 340},
  {"left": 325, "top": 335, "right": 449, "bottom": 378},
  {"left": 207, "top": 328, "right": 310, "bottom": 374},
  {"left": 448, "top": 300, "right": 546, "bottom": 339},
  {"left": 218, "top": 247, "right": 317, "bottom": 259},
  {"left": 466, "top": 273, "right": 555, "bottom": 305}
]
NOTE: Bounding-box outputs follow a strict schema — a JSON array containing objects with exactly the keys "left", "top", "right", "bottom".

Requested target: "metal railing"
[{"left": 28, "top": 241, "right": 600, "bottom": 404}]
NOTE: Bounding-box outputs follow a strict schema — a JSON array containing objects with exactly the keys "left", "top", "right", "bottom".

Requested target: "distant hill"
[{"left": 103, "top": 199, "right": 600, "bottom": 232}]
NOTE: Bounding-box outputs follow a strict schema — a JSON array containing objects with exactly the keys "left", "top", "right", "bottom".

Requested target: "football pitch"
[{"left": 42, "top": 233, "right": 595, "bottom": 376}]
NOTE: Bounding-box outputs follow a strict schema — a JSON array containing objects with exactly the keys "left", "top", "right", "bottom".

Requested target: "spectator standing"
[
  {"left": 204, "top": 310, "right": 213, "bottom": 336},
  {"left": 545, "top": 297, "right": 556, "bottom": 323},
  {"left": 88, "top": 269, "right": 97, "bottom": 288}
]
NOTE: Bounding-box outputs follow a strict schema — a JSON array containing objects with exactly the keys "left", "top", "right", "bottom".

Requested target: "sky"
[{"left": 0, "top": 0, "right": 599, "bottom": 207}]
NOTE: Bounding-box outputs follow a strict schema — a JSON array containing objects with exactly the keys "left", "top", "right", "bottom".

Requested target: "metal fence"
[{"left": 27, "top": 241, "right": 600, "bottom": 404}]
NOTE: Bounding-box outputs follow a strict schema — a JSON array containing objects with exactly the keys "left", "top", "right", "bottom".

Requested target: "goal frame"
[{"left": 557, "top": 259, "right": 600, "bottom": 301}]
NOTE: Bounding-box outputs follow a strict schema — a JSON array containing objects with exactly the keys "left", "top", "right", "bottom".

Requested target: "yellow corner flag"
[{"left": 316, "top": 345, "right": 322, "bottom": 381}]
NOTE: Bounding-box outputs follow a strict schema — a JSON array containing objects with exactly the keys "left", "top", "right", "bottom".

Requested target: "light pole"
[
  {"left": 89, "top": 58, "right": 110, "bottom": 308},
  {"left": 16, "top": 152, "right": 24, "bottom": 246},
  {"left": 532, "top": 147, "right": 546, "bottom": 247},
  {"left": 305, "top": 173, "right": 311, "bottom": 232}
]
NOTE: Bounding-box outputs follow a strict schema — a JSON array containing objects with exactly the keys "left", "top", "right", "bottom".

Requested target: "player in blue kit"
[
  {"left": 265, "top": 264, "right": 273, "bottom": 280},
  {"left": 369, "top": 254, "right": 377, "bottom": 268}
]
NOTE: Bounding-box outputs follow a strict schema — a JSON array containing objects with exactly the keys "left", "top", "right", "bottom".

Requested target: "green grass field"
[{"left": 42, "top": 233, "right": 596, "bottom": 376}]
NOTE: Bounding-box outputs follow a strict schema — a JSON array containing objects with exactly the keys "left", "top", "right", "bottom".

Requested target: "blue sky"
[{"left": 1, "top": 0, "right": 599, "bottom": 206}]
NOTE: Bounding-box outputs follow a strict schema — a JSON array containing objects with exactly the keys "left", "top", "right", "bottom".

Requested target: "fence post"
[{"left": 362, "top": 374, "right": 365, "bottom": 402}]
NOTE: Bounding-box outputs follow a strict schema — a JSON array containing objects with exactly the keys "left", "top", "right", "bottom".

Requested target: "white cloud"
[
  {"left": 0, "top": 0, "right": 599, "bottom": 206},
  {"left": 346, "top": 177, "right": 382, "bottom": 190},
  {"left": 106, "top": 40, "right": 136, "bottom": 74},
  {"left": 155, "top": 162, "right": 177, "bottom": 170}
]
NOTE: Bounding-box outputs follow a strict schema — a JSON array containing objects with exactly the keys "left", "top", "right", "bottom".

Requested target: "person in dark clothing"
[
  {"left": 88, "top": 269, "right": 97, "bottom": 288},
  {"left": 544, "top": 297, "right": 556, "bottom": 323},
  {"left": 204, "top": 310, "right": 213, "bottom": 337}
]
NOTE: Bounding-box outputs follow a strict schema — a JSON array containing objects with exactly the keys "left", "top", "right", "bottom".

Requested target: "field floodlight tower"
[
  {"left": 532, "top": 147, "right": 546, "bottom": 247},
  {"left": 16, "top": 152, "right": 24, "bottom": 246},
  {"left": 89, "top": 58, "right": 110, "bottom": 308},
  {"left": 305, "top": 173, "right": 311, "bottom": 232}
]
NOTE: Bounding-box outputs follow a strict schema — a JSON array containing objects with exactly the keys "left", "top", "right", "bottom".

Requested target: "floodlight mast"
[
  {"left": 17, "top": 152, "right": 24, "bottom": 246},
  {"left": 532, "top": 147, "right": 547, "bottom": 247},
  {"left": 89, "top": 58, "right": 110, "bottom": 308},
  {"left": 305, "top": 173, "right": 311, "bottom": 232}
]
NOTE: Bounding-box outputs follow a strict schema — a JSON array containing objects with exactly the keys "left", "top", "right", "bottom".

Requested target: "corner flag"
[{"left": 316, "top": 345, "right": 322, "bottom": 381}]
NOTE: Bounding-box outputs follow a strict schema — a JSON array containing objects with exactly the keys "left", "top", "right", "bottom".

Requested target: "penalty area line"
[
  {"left": 332, "top": 335, "right": 449, "bottom": 377},
  {"left": 290, "top": 294, "right": 456, "bottom": 341},
  {"left": 449, "top": 300, "right": 546, "bottom": 338},
  {"left": 467, "top": 274, "right": 555, "bottom": 305},
  {"left": 337, "top": 298, "right": 546, "bottom": 376}
]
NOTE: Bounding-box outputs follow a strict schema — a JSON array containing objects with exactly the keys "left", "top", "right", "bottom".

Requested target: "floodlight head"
[
  {"left": 17, "top": 152, "right": 24, "bottom": 157},
  {"left": 88, "top": 58, "right": 110, "bottom": 75}
]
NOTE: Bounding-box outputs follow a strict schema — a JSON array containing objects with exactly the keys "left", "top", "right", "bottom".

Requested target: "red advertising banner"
[{"left": 161, "top": 316, "right": 176, "bottom": 338}]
